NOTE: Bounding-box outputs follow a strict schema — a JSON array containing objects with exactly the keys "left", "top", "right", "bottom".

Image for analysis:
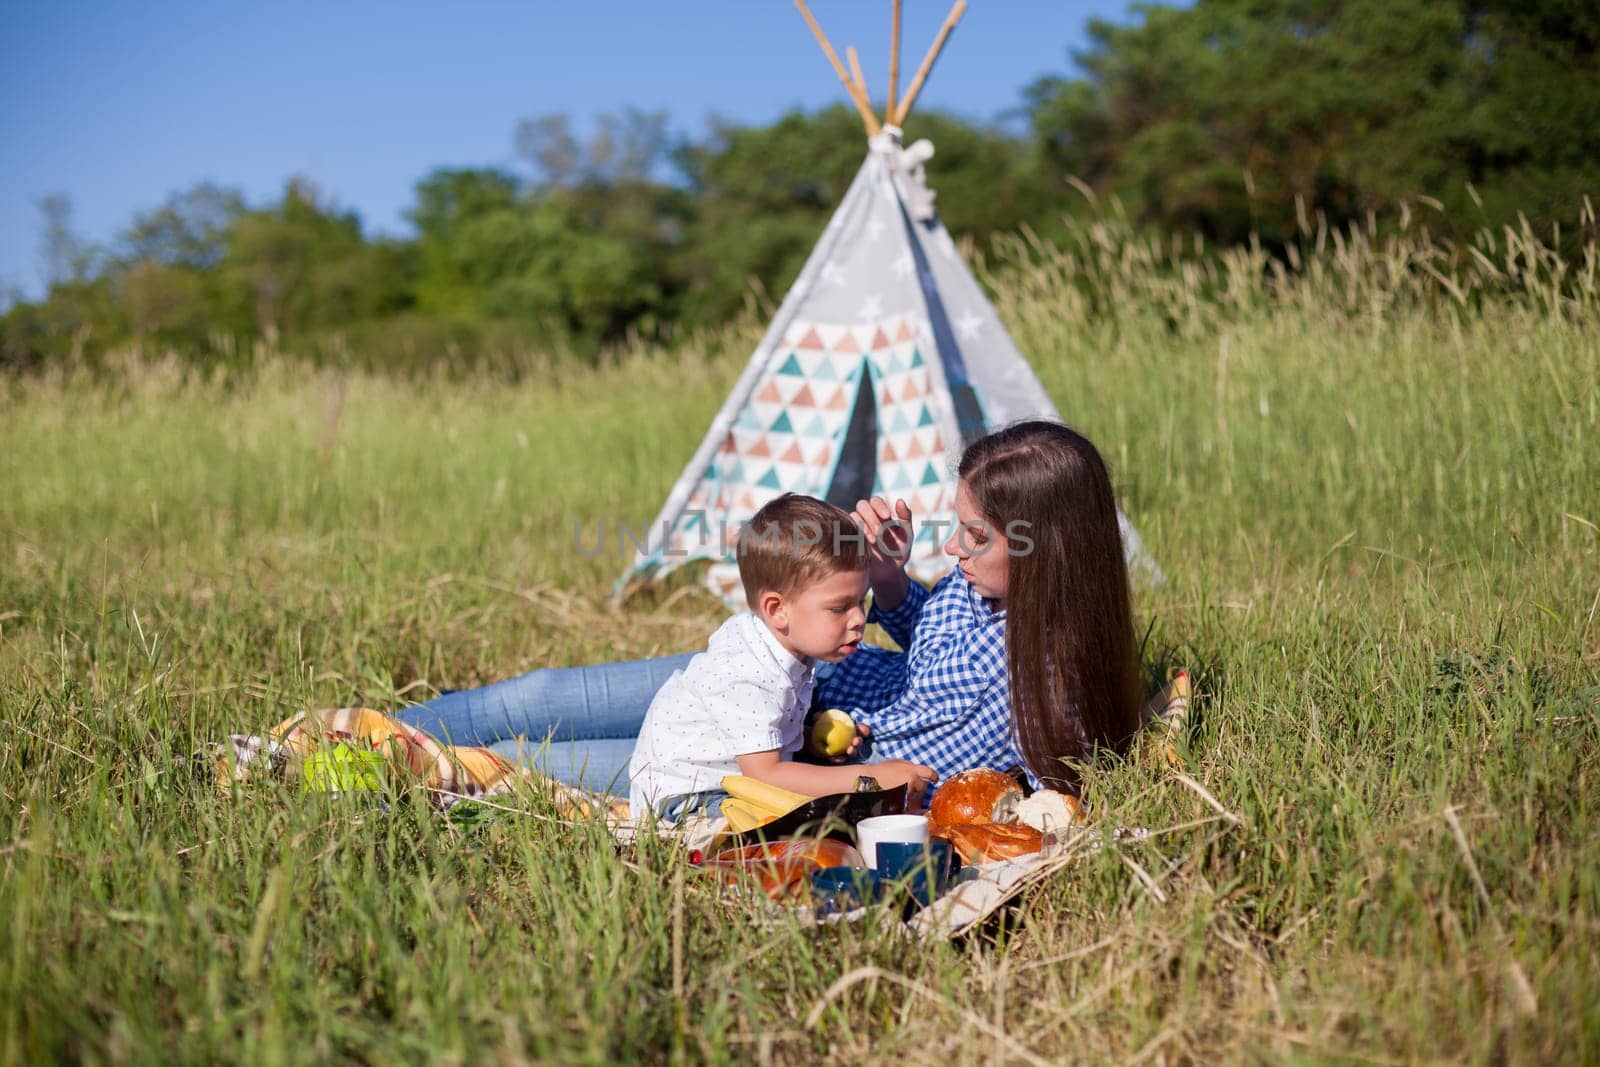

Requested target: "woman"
[{"left": 398, "top": 421, "right": 1142, "bottom": 795}]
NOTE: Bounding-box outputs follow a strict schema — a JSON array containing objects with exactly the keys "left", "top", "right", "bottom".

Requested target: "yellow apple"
[{"left": 809, "top": 708, "right": 857, "bottom": 758}]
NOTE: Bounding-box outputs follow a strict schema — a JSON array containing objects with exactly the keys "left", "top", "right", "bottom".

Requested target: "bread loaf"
[
  {"left": 935, "top": 822, "right": 1045, "bottom": 864},
  {"left": 1014, "top": 789, "right": 1084, "bottom": 832},
  {"left": 928, "top": 768, "right": 1023, "bottom": 827}
]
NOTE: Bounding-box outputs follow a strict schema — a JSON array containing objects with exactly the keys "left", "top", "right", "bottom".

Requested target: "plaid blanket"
[{"left": 210, "top": 706, "right": 627, "bottom": 817}]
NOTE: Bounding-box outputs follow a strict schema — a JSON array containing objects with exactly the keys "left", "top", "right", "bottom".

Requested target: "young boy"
[{"left": 627, "top": 494, "right": 938, "bottom": 820}]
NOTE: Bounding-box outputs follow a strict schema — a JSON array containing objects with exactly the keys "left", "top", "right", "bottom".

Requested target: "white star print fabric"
[{"left": 628, "top": 612, "right": 814, "bottom": 817}]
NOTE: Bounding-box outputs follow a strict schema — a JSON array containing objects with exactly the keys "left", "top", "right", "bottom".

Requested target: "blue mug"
[{"left": 874, "top": 839, "right": 955, "bottom": 907}]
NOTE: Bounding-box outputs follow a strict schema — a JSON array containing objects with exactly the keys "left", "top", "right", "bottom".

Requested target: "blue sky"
[{"left": 1, "top": 1, "right": 1135, "bottom": 299}]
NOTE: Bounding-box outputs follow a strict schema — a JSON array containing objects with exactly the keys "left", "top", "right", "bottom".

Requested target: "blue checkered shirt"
[{"left": 816, "top": 568, "right": 1034, "bottom": 785}]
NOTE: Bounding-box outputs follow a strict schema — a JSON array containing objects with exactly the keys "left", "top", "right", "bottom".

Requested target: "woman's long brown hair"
[{"left": 959, "top": 421, "right": 1141, "bottom": 791}]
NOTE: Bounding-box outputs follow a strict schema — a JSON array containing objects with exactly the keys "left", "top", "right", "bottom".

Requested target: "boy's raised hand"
[{"left": 870, "top": 759, "right": 939, "bottom": 807}]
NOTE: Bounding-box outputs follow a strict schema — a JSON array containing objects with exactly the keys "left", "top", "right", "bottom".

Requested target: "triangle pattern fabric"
[{"left": 619, "top": 133, "right": 1162, "bottom": 606}]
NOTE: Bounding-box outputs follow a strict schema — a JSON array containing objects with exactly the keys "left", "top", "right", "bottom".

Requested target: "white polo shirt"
[{"left": 628, "top": 612, "right": 814, "bottom": 817}]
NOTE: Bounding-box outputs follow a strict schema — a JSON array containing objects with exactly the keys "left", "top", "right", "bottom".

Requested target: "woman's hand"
[{"left": 852, "top": 496, "right": 913, "bottom": 610}]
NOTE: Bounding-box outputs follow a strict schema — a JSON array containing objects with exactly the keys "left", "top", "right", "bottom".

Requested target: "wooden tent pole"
[
  {"left": 794, "top": 0, "right": 882, "bottom": 136},
  {"left": 894, "top": 0, "right": 967, "bottom": 126},
  {"left": 886, "top": 0, "right": 902, "bottom": 126},
  {"left": 846, "top": 46, "right": 873, "bottom": 120}
]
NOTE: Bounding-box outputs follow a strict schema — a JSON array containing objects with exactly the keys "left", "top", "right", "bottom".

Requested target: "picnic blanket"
[
  {"left": 208, "top": 705, "right": 628, "bottom": 818},
  {"left": 207, "top": 672, "right": 1193, "bottom": 940},
  {"left": 212, "top": 671, "right": 1190, "bottom": 807}
]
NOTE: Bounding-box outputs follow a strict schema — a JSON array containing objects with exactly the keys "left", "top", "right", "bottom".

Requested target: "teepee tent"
[{"left": 618, "top": 0, "right": 1159, "bottom": 605}]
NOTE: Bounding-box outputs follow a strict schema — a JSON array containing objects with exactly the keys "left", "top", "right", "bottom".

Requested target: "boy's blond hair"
[{"left": 736, "top": 494, "right": 867, "bottom": 609}]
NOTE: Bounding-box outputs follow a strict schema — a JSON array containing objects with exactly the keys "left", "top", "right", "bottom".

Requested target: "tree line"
[{"left": 5, "top": 0, "right": 1594, "bottom": 372}]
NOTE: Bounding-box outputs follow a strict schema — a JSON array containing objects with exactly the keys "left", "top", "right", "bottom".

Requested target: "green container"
[{"left": 301, "top": 745, "right": 388, "bottom": 794}]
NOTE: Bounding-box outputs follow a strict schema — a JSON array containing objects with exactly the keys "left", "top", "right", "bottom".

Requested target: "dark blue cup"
[
  {"left": 875, "top": 839, "right": 955, "bottom": 907},
  {"left": 809, "top": 866, "right": 879, "bottom": 916}
]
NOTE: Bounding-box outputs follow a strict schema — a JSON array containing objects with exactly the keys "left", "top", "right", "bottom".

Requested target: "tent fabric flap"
[{"left": 616, "top": 132, "right": 1161, "bottom": 607}]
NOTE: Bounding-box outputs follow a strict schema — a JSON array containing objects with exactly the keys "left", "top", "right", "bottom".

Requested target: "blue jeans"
[{"left": 396, "top": 653, "right": 696, "bottom": 794}]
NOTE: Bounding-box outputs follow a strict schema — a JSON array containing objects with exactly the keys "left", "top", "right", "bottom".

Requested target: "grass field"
[{"left": 2, "top": 217, "right": 1597, "bottom": 1063}]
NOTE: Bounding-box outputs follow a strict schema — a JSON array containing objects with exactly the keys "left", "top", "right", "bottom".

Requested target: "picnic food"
[
  {"left": 935, "top": 822, "right": 1045, "bottom": 864},
  {"left": 928, "top": 768, "right": 1024, "bottom": 827},
  {"left": 808, "top": 708, "right": 858, "bottom": 758},
  {"left": 721, "top": 775, "right": 810, "bottom": 821},
  {"left": 1014, "top": 789, "right": 1085, "bottom": 832},
  {"left": 721, "top": 798, "right": 778, "bottom": 833},
  {"left": 705, "top": 838, "right": 864, "bottom": 899}
]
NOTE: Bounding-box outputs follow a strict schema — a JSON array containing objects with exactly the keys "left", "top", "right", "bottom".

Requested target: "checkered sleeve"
[
  {"left": 893, "top": 673, "right": 1029, "bottom": 786},
  {"left": 815, "top": 644, "right": 908, "bottom": 716},
  {"left": 829, "top": 570, "right": 1030, "bottom": 782},
  {"left": 867, "top": 576, "right": 929, "bottom": 650},
  {"left": 864, "top": 615, "right": 1020, "bottom": 777}
]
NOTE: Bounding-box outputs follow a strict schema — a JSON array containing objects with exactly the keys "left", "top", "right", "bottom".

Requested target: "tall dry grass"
[{"left": 1, "top": 209, "right": 1596, "bottom": 1063}]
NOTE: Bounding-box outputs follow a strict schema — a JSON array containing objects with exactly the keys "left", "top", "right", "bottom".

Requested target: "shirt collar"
[
  {"left": 954, "top": 567, "right": 1006, "bottom": 621},
  {"left": 747, "top": 612, "right": 814, "bottom": 686}
]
